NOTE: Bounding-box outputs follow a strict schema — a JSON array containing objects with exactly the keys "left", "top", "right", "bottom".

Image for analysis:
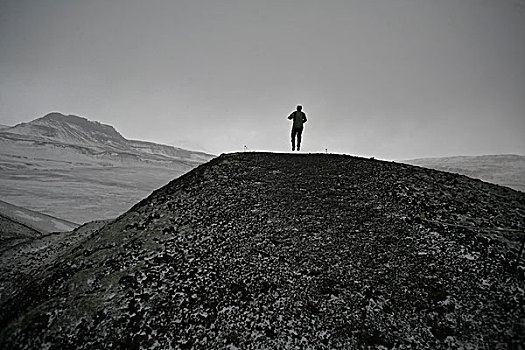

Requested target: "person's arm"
[
  {"left": 302, "top": 112, "right": 307, "bottom": 123},
  {"left": 288, "top": 112, "right": 295, "bottom": 120}
]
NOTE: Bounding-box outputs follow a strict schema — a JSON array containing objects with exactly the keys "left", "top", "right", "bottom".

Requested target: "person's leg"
[
  {"left": 296, "top": 128, "right": 303, "bottom": 151},
  {"left": 291, "top": 129, "right": 296, "bottom": 151}
]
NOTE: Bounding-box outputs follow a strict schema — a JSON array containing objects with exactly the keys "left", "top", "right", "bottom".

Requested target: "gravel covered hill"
[
  {"left": 1, "top": 152, "right": 524, "bottom": 349},
  {"left": 0, "top": 220, "right": 109, "bottom": 308}
]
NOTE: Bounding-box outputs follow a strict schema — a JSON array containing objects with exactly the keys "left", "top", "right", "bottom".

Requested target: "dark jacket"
[{"left": 288, "top": 111, "right": 307, "bottom": 129}]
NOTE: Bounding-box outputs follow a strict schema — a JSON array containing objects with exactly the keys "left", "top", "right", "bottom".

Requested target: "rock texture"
[
  {"left": 1, "top": 152, "right": 524, "bottom": 349},
  {"left": 0, "top": 220, "right": 110, "bottom": 306}
]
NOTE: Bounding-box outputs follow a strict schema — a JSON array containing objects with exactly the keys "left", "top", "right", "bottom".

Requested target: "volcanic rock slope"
[{"left": 1, "top": 153, "right": 524, "bottom": 349}]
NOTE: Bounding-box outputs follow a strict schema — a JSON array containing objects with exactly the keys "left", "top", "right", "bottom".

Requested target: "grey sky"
[{"left": 1, "top": 0, "right": 524, "bottom": 159}]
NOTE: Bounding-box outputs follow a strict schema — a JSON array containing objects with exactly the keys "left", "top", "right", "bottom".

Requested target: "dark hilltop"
[{"left": 1, "top": 152, "right": 524, "bottom": 349}]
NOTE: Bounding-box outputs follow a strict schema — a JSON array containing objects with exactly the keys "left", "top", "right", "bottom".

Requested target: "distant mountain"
[
  {"left": 404, "top": 154, "right": 525, "bottom": 193},
  {"left": 1, "top": 153, "right": 523, "bottom": 348},
  {"left": 0, "top": 214, "right": 41, "bottom": 254},
  {"left": 0, "top": 199, "right": 79, "bottom": 254},
  {"left": 2, "top": 113, "right": 212, "bottom": 164},
  {"left": 0, "top": 201, "right": 79, "bottom": 254},
  {"left": 0, "top": 113, "right": 215, "bottom": 223},
  {"left": 5, "top": 113, "right": 128, "bottom": 147},
  {"left": 0, "top": 124, "right": 9, "bottom": 130},
  {"left": 0, "top": 199, "right": 78, "bottom": 233}
]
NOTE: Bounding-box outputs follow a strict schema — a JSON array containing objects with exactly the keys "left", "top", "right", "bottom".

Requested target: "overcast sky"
[{"left": 1, "top": 0, "right": 524, "bottom": 159}]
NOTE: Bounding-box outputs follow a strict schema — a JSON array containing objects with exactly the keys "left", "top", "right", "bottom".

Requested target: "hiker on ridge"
[{"left": 288, "top": 105, "right": 307, "bottom": 151}]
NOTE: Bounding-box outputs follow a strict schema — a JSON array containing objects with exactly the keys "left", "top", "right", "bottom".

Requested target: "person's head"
[{"left": 297, "top": 105, "right": 302, "bottom": 111}]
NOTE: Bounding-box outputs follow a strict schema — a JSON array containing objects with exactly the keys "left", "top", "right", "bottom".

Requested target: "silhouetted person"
[{"left": 288, "top": 105, "right": 307, "bottom": 151}]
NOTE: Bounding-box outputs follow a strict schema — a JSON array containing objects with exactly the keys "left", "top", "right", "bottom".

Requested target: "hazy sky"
[{"left": 1, "top": 0, "right": 524, "bottom": 159}]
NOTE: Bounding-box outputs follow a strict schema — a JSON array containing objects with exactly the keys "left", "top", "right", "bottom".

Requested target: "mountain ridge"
[
  {"left": 7, "top": 112, "right": 128, "bottom": 146},
  {"left": 1, "top": 152, "right": 523, "bottom": 349},
  {"left": 0, "top": 199, "right": 78, "bottom": 234},
  {"left": 404, "top": 154, "right": 525, "bottom": 193}
]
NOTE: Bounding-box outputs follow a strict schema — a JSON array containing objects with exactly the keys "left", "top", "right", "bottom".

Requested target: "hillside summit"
[{"left": 1, "top": 152, "right": 524, "bottom": 349}]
